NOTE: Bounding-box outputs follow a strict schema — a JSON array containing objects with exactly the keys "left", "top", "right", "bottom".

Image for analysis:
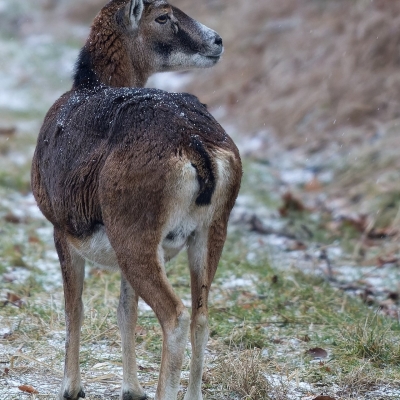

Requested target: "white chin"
[
  {"left": 190, "top": 54, "right": 221, "bottom": 68},
  {"left": 162, "top": 53, "right": 221, "bottom": 72}
]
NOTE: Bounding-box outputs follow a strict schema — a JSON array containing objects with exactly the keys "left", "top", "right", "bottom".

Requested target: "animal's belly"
[
  {"left": 69, "top": 226, "right": 119, "bottom": 270},
  {"left": 69, "top": 222, "right": 196, "bottom": 269}
]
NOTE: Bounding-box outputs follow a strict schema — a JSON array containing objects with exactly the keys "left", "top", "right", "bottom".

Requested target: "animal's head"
[
  {"left": 125, "top": 0, "right": 224, "bottom": 71},
  {"left": 81, "top": 0, "right": 224, "bottom": 88}
]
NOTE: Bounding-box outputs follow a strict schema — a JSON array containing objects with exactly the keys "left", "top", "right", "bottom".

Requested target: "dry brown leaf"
[
  {"left": 18, "top": 385, "right": 38, "bottom": 394},
  {"left": 135, "top": 326, "right": 147, "bottom": 336},
  {"left": 388, "top": 292, "right": 399, "bottom": 301},
  {"left": 249, "top": 214, "right": 271, "bottom": 234},
  {"left": 379, "top": 300, "right": 395, "bottom": 311},
  {"left": 279, "top": 192, "right": 306, "bottom": 216},
  {"left": 0, "top": 126, "right": 16, "bottom": 136},
  {"left": 7, "top": 292, "right": 21, "bottom": 303},
  {"left": 287, "top": 240, "right": 307, "bottom": 251},
  {"left": 5, "top": 292, "right": 24, "bottom": 308},
  {"left": 28, "top": 236, "right": 41, "bottom": 244},
  {"left": 241, "top": 291, "right": 256, "bottom": 299},
  {"left": 89, "top": 268, "right": 105, "bottom": 277},
  {"left": 306, "top": 347, "right": 328, "bottom": 359},
  {"left": 4, "top": 213, "right": 22, "bottom": 224},
  {"left": 368, "top": 228, "right": 397, "bottom": 239},
  {"left": 138, "top": 365, "right": 156, "bottom": 372},
  {"left": 377, "top": 255, "right": 398, "bottom": 267}
]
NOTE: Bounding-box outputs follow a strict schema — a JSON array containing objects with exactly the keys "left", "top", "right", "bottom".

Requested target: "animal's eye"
[{"left": 155, "top": 14, "right": 168, "bottom": 24}]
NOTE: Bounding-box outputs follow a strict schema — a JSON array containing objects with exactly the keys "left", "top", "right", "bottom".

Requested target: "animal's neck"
[{"left": 73, "top": 17, "right": 150, "bottom": 89}]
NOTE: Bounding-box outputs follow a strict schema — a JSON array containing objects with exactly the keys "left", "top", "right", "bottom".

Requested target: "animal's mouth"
[
  {"left": 201, "top": 52, "right": 223, "bottom": 61},
  {"left": 205, "top": 55, "right": 221, "bottom": 60},
  {"left": 200, "top": 48, "right": 224, "bottom": 60}
]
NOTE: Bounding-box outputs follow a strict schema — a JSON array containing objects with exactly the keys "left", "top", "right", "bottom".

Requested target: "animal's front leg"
[
  {"left": 118, "top": 276, "right": 147, "bottom": 400},
  {"left": 54, "top": 229, "right": 86, "bottom": 400}
]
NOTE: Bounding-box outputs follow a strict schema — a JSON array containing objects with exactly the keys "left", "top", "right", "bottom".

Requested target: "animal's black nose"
[{"left": 214, "top": 35, "right": 223, "bottom": 46}]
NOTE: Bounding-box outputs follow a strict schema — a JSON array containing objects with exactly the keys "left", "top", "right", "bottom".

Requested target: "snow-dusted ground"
[{"left": 1, "top": 1, "right": 400, "bottom": 398}]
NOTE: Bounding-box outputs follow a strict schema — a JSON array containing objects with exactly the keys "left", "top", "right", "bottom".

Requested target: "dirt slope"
[
  {"left": 173, "top": 0, "right": 400, "bottom": 148},
  {"left": 14, "top": 0, "right": 400, "bottom": 146}
]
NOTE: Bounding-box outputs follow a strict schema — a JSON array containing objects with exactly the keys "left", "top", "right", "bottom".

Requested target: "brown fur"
[{"left": 31, "top": 1, "right": 241, "bottom": 399}]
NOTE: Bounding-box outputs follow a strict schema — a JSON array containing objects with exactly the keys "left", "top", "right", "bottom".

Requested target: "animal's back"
[{"left": 31, "top": 86, "right": 239, "bottom": 238}]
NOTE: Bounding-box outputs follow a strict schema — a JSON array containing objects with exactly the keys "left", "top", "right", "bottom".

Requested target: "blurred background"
[
  {"left": 2, "top": 0, "right": 400, "bottom": 286},
  {"left": 2, "top": 0, "right": 400, "bottom": 397}
]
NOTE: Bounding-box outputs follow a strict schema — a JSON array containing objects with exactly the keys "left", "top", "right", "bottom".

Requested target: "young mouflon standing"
[{"left": 31, "top": 0, "right": 242, "bottom": 399}]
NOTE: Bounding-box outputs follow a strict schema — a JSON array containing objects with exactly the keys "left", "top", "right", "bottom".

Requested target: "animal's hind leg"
[
  {"left": 117, "top": 253, "right": 190, "bottom": 400},
  {"left": 100, "top": 158, "right": 191, "bottom": 399},
  {"left": 184, "top": 220, "right": 229, "bottom": 400},
  {"left": 106, "top": 234, "right": 190, "bottom": 400},
  {"left": 54, "top": 229, "right": 86, "bottom": 400},
  {"left": 118, "top": 276, "right": 147, "bottom": 400}
]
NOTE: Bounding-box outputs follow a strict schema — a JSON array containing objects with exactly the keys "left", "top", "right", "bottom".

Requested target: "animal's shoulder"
[
  {"left": 59, "top": 87, "right": 213, "bottom": 130},
  {"left": 40, "top": 86, "right": 225, "bottom": 150},
  {"left": 54, "top": 87, "right": 202, "bottom": 119},
  {"left": 90, "top": 87, "right": 207, "bottom": 114}
]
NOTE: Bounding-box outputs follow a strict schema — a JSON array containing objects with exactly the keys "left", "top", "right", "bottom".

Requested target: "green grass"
[
  {"left": 337, "top": 314, "right": 400, "bottom": 367},
  {"left": 0, "top": 132, "right": 399, "bottom": 398},
  {"left": 2, "top": 225, "right": 400, "bottom": 398},
  {"left": 240, "top": 160, "right": 279, "bottom": 208}
]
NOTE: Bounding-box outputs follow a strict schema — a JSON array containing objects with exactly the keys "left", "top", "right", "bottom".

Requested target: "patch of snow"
[
  {"left": 326, "top": 245, "right": 342, "bottom": 258},
  {"left": 138, "top": 298, "right": 152, "bottom": 312},
  {"left": 264, "top": 373, "right": 316, "bottom": 400},
  {"left": 5, "top": 266, "right": 31, "bottom": 282},
  {"left": 24, "top": 34, "right": 53, "bottom": 46},
  {"left": 58, "top": 47, "right": 79, "bottom": 75},
  {"left": 237, "top": 134, "right": 269, "bottom": 156},
  {"left": 280, "top": 168, "right": 314, "bottom": 185},
  {"left": 209, "top": 105, "right": 227, "bottom": 120},
  {"left": 319, "top": 169, "right": 334, "bottom": 183},
  {"left": 0, "top": 326, "right": 11, "bottom": 336},
  {"left": 0, "top": 0, "right": 7, "bottom": 13},
  {"left": 221, "top": 276, "right": 255, "bottom": 289},
  {"left": 0, "top": 90, "right": 31, "bottom": 111}
]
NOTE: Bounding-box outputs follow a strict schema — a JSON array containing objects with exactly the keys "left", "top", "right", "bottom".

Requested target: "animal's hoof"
[
  {"left": 63, "top": 389, "right": 86, "bottom": 399},
  {"left": 122, "top": 391, "right": 147, "bottom": 400}
]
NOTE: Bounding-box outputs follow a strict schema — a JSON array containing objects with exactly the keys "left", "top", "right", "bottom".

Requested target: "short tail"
[{"left": 189, "top": 135, "right": 216, "bottom": 206}]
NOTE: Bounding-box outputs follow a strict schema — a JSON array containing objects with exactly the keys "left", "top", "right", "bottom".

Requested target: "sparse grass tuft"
[
  {"left": 336, "top": 313, "right": 400, "bottom": 367},
  {"left": 3, "top": 227, "right": 400, "bottom": 399},
  {"left": 225, "top": 325, "right": 267, "bottom": 349},
  {"left": 209, "top": 348, "right": 274, "bottom": 400},
  {"left": 338, "top": 362, "right": 382, "bottom": 397}
]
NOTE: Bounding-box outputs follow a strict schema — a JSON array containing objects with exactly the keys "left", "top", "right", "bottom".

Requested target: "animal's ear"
[{"left": 128, "top": 0, "right": 144, "bottom": 30}]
